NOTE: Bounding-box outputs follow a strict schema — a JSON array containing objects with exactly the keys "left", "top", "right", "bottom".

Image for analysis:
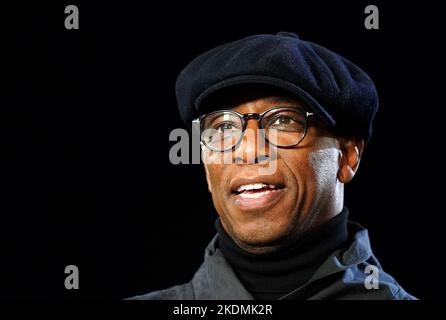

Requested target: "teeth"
[
  {"left": 236, "top": 183, "right": 275, "bottom": 193},
  {"left": 237, "top": 183, "right": 266, "bottom": 192},
  {"left": 238, "top": 190, "right": 272, "bottom": 198}
]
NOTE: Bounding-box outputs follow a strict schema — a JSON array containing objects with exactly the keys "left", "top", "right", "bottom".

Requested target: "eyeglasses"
[{"left": 193, "top": 106, "right": 314, "bottom": 152}]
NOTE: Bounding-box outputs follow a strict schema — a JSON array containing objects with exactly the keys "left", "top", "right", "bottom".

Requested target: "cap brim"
[{"left": 195, "top": 75, "right": 336, "bottom": 127}]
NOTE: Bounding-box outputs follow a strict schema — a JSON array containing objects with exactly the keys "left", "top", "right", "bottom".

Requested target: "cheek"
[
  {"left": 205, "top": 165, "right": 224, "bottom": 215},
  {"left": 307, "top": 147, "right": 340, "bottom": 194},
  {"left": 280, "top": 145, "right": 340, "bottom": 200},
  {"left": 206, "top": 164, "right": 223, "bottom": 190},
  {"left": 205, "top": 164, "right": 231, "bottom": 212}
]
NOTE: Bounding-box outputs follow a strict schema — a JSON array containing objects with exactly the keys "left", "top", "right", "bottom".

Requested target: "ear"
[
  {"left": 203, "top": 164, "right": 213, "bottom": 193},
  {"left": 337, "top": 137, "right": 365, "bottom": 183}
]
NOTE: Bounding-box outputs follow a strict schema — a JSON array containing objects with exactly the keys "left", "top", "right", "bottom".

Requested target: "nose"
[{"left": 233, "top": 117, "right": 271, "bottom": 164}]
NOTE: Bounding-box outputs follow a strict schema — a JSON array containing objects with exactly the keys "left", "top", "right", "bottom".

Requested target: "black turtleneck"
[{"left": 215, "top": 208, "right": 349, "bottom": 300}]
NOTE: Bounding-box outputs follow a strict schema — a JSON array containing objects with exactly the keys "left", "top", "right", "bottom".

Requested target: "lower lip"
[{"left": 231, "top": 188, "right": 285, "bottom": 211}]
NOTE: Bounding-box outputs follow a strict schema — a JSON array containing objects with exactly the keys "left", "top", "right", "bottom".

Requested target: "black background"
[{"left": 3, "top": 1, "right": 444, "bottom": 299}]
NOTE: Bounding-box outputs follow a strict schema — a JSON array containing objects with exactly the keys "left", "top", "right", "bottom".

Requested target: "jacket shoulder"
[
  {"left": 127, "top": 282, "right": 194, "bottom": 300},
  {"left": 327, "top": 262, "right": 417, "bottom": 300}
]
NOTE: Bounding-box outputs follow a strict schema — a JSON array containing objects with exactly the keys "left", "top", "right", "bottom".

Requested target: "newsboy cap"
[{"left": 176, "top": 32, "right": 378, "bottom": 142}]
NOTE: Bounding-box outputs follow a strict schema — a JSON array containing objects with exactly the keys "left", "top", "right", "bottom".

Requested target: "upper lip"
[{"left": 230, "top": 175, "right": 285, "bottom": 194}]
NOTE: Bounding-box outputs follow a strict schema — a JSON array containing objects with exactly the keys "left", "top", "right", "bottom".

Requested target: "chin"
[{"left": 231, "top": 218, "right": 292, "bottom": 248}]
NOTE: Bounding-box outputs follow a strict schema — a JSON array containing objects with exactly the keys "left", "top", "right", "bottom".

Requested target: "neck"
[{"left": 216, "top": 208, "right": 349, "bottom": 299}]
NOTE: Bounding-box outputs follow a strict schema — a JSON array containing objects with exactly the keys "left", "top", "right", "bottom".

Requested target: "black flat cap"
[{"left": 176, "top": 32, "right": 378, "bottom": 142}]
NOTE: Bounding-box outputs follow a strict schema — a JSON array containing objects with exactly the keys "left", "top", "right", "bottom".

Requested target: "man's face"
[{"left": 203, "top": 95, "right": 352, "bottom": 253}]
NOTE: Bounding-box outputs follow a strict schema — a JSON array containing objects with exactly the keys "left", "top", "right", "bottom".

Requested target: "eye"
[
  {"left": 271, "top": 116, "right": 295, "bottom": 126},
  {"left": 266, "top": 112, "right": 305, "bottom": 132},
  {"left": 215, "top": 122, "right": 235, "bottom": 132}
]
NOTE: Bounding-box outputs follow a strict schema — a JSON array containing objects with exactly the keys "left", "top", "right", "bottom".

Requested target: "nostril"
[
  {"left": 255, "top": 155, "right": 270, "bottom": 164},
  {"left": 234, "top": 155, "right": 270, "bottom": 165},
  {"left": 234, "top": 156, "right": 244, "bottom": 164}
]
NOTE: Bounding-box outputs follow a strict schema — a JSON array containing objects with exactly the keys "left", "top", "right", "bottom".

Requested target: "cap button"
[{"left": 276, "top": 31, "right": 299, "bottom": 39}]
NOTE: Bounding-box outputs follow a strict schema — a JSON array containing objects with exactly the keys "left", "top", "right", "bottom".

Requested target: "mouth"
[{"left": 230, "top": 179, "right": 286, "bottom": 211}]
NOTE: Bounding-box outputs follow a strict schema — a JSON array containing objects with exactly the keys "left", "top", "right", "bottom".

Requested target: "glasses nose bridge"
[{"left": 242, "top": 113, "right": 262, "bottom": 129}]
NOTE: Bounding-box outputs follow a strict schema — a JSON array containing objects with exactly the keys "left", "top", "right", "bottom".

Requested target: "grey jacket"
[{"left": 131, "top": 222, "right": 416, "bottom": 300}]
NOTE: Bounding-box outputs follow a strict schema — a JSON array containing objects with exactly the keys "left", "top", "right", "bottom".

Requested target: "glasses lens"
[
  {"left": 262, "top": 109, "right": 307, "bottom": 147},
  {"left": 201, "top": 111, "right": 243, "bottom": 151}
]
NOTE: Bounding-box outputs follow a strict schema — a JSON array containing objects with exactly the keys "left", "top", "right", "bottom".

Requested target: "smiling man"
[
  {"left": 132, "top": 32, "right": 415, "bottom": 300},
  {"left": 198, "top": 89, "right": 346, "bottom": 257}
]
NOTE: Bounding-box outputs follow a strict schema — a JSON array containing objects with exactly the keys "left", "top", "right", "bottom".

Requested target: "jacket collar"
[
  {"left": 311, "top": 221, "right": 372, "bottom": 281},
  {"left": 191, "top": 221, "right": 372, "bottom": 299}
]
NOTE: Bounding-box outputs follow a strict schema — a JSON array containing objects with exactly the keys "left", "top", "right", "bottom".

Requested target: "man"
[{"left": 133, "top": 32, "right": 415, "bottom": 300}]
